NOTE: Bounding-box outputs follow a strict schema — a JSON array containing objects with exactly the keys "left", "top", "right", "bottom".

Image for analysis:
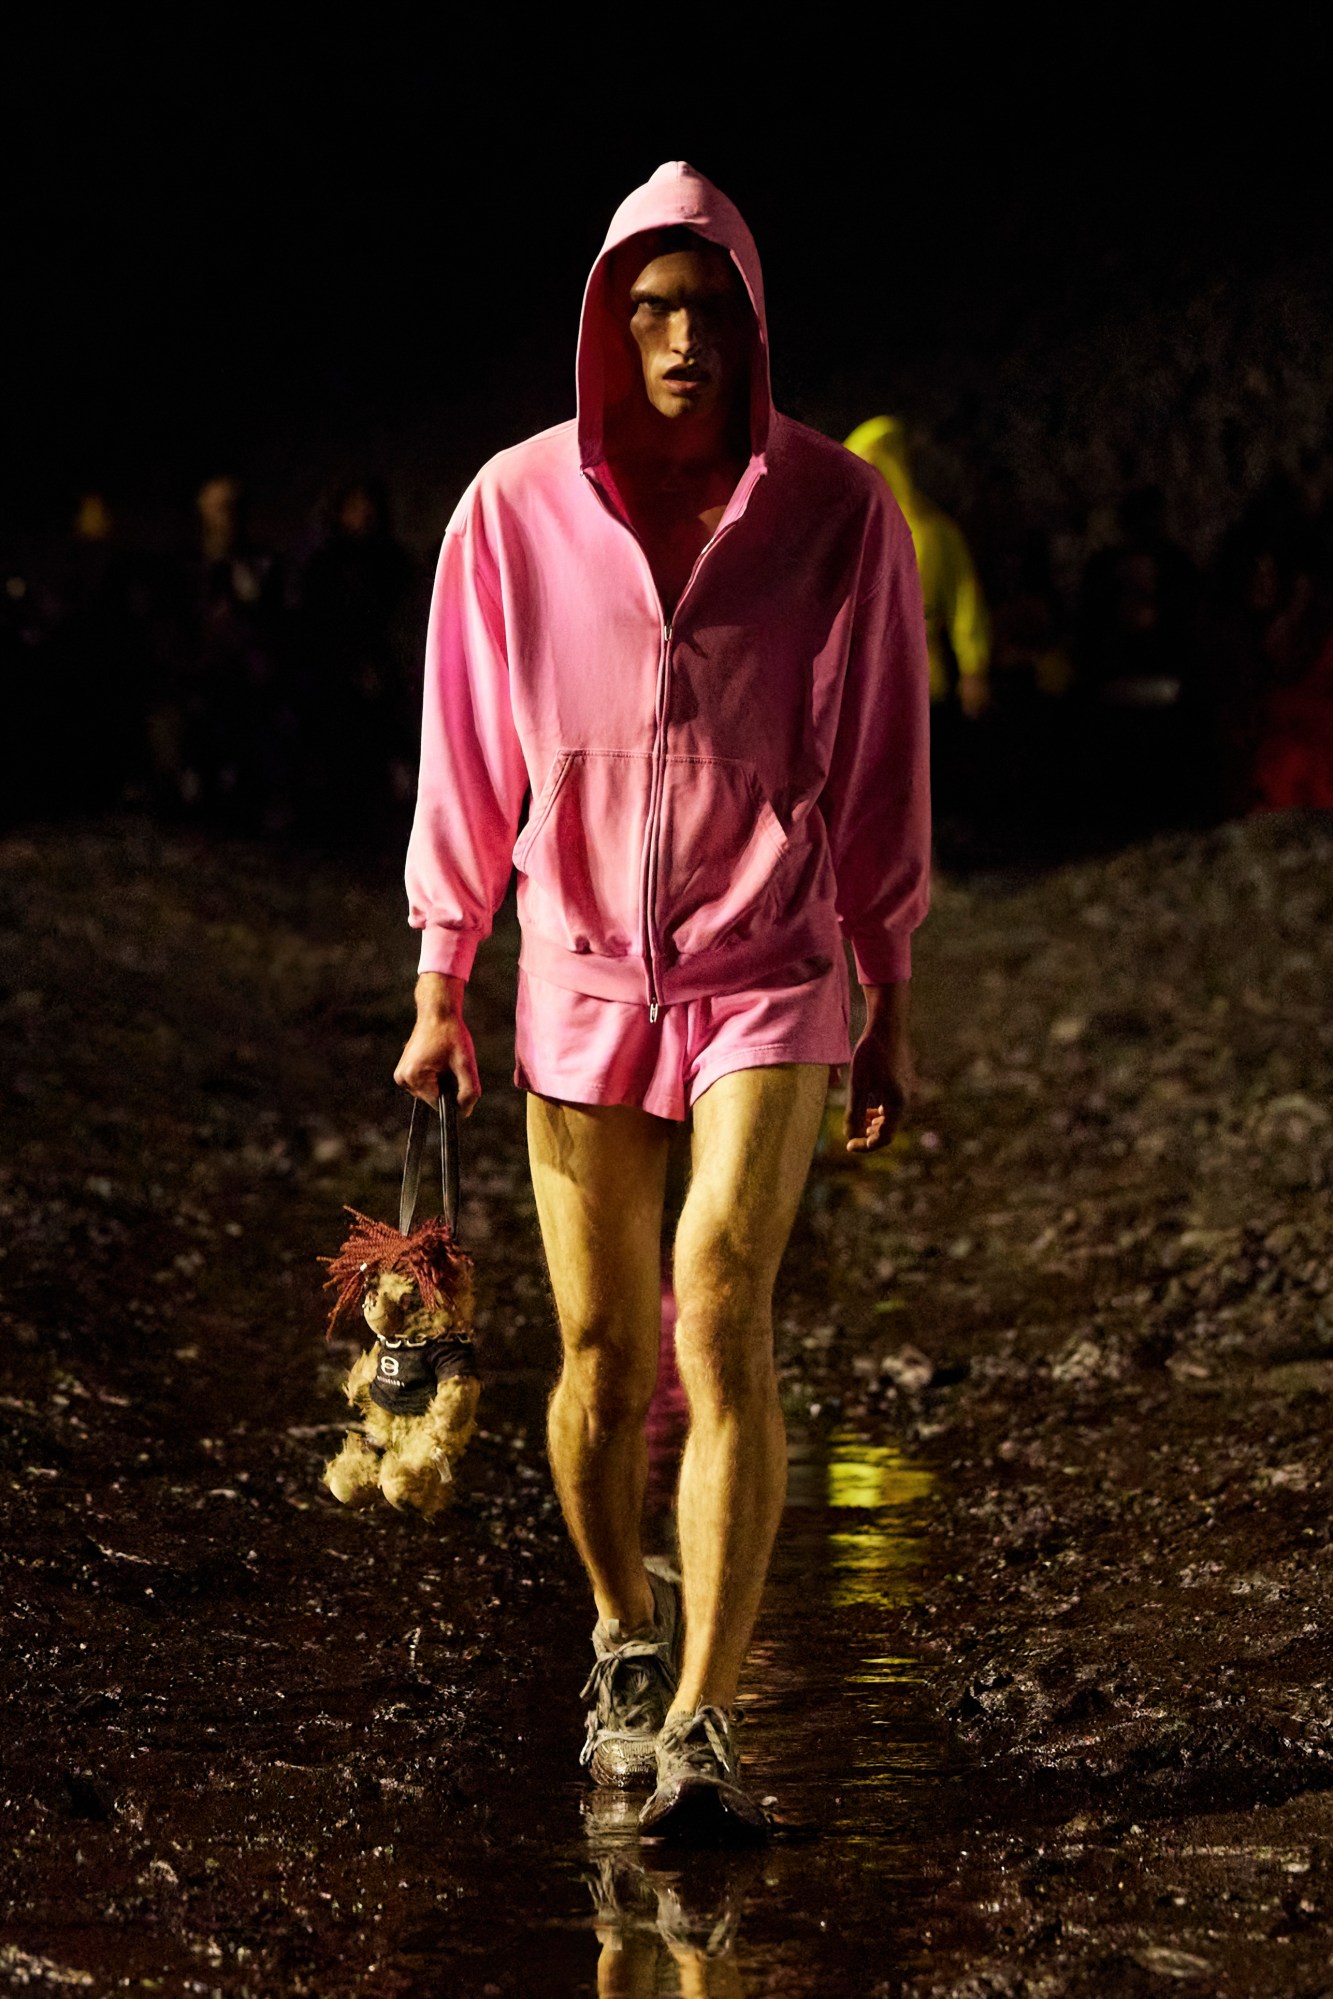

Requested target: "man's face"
[{"left": 626, "top": 245, "right": 750, "bottom": 425}]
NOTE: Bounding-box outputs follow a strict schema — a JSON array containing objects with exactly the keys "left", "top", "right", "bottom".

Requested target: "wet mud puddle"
[
  {"left": 10, "top": 820, "right": 1333, "bottom": 1993},
  {"left": 7, "top": 1417, "right": 949, "bottom": 1999},
  {"left": 8, "top": 1308, "right": 951, "bottom": 1999},
  {"left": 399, "top": 1398, "right": 950, "bottom": 1998}
]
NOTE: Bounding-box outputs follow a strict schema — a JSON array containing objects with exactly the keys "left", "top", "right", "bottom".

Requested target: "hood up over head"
[
  {"left": 844, "top": 415, "right": 917, "bottom": 506},
  {"left": 576, "top": 161, "right": 772, "bottom": 470}
]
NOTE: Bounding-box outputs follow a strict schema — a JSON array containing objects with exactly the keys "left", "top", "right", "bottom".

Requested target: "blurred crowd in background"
[
  {"left": 844, "top": 415, "right": 1333, "bottom": 864},
  {"left": 4, "top": 378, "right": 1332, "bottom": 867},
  {"left": 2, "top": 476, "right": 427, "bottom": 850},
  {"left": 836, "top": 258, "right": 1333, "bottom": 861}
]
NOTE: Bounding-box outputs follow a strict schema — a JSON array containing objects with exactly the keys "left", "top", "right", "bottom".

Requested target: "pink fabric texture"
[
  {"left": 406, "top": 160, "right": 931, "bottom": 1007},
  {"left": 514, "top": 960, "right": 851, "bottom": 1123}
]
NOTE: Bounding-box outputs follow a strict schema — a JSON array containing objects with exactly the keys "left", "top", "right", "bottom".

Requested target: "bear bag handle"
[{"left": 399, "top": 1071, "right": 461, "bottom": 1238}]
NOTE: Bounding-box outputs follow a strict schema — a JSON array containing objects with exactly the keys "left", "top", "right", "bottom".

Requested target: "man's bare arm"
[
  {"left": 845, "top": 980, "right": 914, "bottom": 1153},
  {"left": 393, "top": 972, "right": 482, "bottom": 1113}
]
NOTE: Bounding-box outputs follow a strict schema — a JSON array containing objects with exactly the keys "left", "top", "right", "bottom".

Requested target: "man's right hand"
[{"left": 393, "top": 972, "right": 481, "bottom": 1114}]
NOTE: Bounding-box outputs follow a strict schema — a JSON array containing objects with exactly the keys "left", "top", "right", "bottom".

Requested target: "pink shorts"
[{"left": 514, "top": 957, "right": 851, "bottom": 1121}]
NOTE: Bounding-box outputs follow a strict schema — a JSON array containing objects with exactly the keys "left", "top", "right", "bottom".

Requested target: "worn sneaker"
[
  {"left": 638, "top": 1705, "right": 770, "bottom": 1844},
  {"left": 580, "top": 1557, "right": 682, "bottom": 1788}
]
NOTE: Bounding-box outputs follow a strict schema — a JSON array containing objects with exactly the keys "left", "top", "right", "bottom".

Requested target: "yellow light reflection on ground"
[
  {"left": 825, "top": 1438, "right": 935, "bottom": 1512},
  {"left": 824, "top": 1434, "right": 935, "bottom": 1613}
]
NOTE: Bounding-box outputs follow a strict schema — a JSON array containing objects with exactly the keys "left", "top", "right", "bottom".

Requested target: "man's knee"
[
  {"left": 673, "top": 1238, "right": 775, "bottom": 1410},
  {"left": 555, "top": 1313, "right": 657, "bottom": 1439}
]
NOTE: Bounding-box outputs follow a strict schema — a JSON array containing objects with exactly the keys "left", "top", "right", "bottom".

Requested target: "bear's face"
[{"left": 361, "top": 1268, "right": 418, "bottom": 1337}]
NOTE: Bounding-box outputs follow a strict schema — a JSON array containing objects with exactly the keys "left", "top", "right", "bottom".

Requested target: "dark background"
[
  {"left": 10, "top": 20, "right": 1332, "bottom": 552},
  {"left": 5, "top": 32, "right": 1333, "bottom": 1996}
]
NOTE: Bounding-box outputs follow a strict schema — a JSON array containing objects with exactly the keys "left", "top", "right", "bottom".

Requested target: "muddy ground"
[{"left": 1, "top": 813, "right": 1331, "bottom": 1997}]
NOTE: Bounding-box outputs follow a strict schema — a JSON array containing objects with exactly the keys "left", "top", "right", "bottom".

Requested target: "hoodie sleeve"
[
  {"left": 820, "top": 498, "right": 932, "bottom": 985},
  {"left": 405, "top": 489, "right": 528, "bottom": 980}
]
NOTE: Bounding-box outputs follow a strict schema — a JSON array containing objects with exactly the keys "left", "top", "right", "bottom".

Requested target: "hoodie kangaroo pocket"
[
  {"left": 513, "top": 750, "right": 652, "bottom": 959},
  {"left": 656, "top": 756, "right": 790, "bottom": 962}
]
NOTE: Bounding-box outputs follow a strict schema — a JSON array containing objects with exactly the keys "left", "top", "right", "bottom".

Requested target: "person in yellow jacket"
[{"left": 845, "top": 417, "right": 991, "bottom": 717}]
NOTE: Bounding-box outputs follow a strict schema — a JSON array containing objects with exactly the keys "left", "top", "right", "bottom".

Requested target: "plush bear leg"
[
  {"left": 378, "top": 1378, "right": 481, "bottom": 1518},
  {"left": 322, "top": 1432, "right": 382, "bottom": 1507}
]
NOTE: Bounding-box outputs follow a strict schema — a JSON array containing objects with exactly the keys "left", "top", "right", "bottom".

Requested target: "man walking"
[{"left": 395, "top": 162, "right": 929, "bottom": 1840}]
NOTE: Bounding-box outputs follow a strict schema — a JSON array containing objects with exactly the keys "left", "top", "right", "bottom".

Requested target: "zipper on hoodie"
[
  {"left": 585, "top": 464, "right": 762, "bottom": 1023},
  {"left": 639, "top": 517, "right": 744, "bottom": 1022},
  {"left": 640, "top": 614, "right": 672, "bottom": 1022}
]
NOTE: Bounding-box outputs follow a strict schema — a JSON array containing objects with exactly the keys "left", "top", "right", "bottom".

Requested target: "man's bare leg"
[
  {"left": 669, "top": 1063, "right": 828, "bottom": 1716},
  {"left": 528, "top": 1096, "right": 673, "bottom": 1632}
]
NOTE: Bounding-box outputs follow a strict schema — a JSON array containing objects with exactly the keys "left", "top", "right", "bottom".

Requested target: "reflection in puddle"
[
  {"left": 824, "top": 1527, "right": 920, "bottom": 1610},
  {"left": 336, "top": 1361, "right": 949, "bottom": 1994},
  {"left": 822, "top": 1438, "right": 935, "bottom": 1514},
  {"left": 580, "top": 1423, "right": 941, "bottom": 1991},
  {"left": 583, "top": 1826, "right": 759, "bottom": 1997},
  {"left": 789, "top": 1432, "right": 935, "bottom": 1613}
]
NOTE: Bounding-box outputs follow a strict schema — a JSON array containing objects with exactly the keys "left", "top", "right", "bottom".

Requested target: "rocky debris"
[
  {"left": 0, "top": 824, "right": 576, "bottom": 1993},
  {"left": 894, "top": 1787, "right": 1333, "bottom": 1999},
  {"left": 774, "top": 810, "right": 1333, "bottom": 1994},
  {"left": 0, "top": 811, "right": 1330, "bottom": 1993}
]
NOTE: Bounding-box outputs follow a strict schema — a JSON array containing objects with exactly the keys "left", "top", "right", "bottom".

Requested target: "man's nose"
[{"left": 668, "top": 308, "right": 703, "bottom": 354}]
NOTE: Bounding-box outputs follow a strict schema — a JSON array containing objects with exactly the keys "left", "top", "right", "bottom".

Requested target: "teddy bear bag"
[{"left": 320, "top": 1074, "right": 479, "bottom": 1518}]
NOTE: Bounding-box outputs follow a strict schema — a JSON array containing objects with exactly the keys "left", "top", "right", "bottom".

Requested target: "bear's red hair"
[{"left": 322, "top": 1209, "right": 472, "bottom": 1333}]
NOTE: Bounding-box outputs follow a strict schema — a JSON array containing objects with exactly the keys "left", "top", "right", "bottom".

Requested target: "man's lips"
[{"left": 663, "top": 366, "right": 710, "bottom": 388}]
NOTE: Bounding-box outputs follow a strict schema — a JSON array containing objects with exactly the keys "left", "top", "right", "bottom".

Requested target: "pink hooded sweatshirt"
[{"left": 407, "top": 162, "right": 930, "bottom": 1011}]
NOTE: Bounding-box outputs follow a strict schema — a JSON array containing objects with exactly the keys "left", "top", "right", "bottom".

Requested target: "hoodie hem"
[{"left": 519, "top": 919, "right": 833, "bottom": 1007}]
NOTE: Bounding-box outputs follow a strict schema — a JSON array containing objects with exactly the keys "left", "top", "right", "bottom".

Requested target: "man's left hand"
[{"left": 845, "top": 982, "right": 915, "bottom": 1153}]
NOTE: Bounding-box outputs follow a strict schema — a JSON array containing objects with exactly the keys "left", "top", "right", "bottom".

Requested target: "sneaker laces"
[
  {"left": 579, "top": 1637, "right": 677, "bottom": 1766},
  {"left": 658, "top": 1703, "right": 735, "bottom": 1780}
]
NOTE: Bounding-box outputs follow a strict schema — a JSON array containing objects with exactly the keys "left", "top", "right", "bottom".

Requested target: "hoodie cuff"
[
  {"left": 851, "top": 930, "right": 912, "bottom": 986},
  {"left": 416, "top": 925, "right": 480, "bottom": 980}
]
